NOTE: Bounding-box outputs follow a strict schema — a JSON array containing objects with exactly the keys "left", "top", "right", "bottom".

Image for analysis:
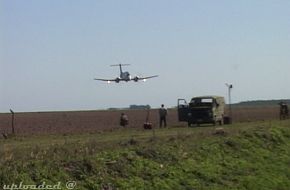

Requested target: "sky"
[{"left": 0, "top": 0, "right": 290, "bottom": 112}]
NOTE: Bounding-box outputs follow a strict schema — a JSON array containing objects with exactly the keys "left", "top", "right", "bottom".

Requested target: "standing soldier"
[{"left": 159, "top": 104, "right": 168, "bottom": 128}]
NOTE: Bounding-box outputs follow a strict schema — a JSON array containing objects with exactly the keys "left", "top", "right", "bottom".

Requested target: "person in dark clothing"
[
  {"left": 279, "top": 102, "right": 289, "bottom": 120},
  {"left": 159, "top": 104, "right": 167, "bottom": 128},
  {"left": 120, "top": 113, "right": 129, "bottom": 127}
]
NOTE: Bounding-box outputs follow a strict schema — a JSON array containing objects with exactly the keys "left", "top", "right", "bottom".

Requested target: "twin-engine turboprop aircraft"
[{"left": 94, "top": 64, "right": 158, "bottom": 83}]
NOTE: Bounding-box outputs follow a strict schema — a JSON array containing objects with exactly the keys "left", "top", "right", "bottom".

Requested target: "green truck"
[{"left": 178, "top": 96, "right": 225, "bottom": 126}]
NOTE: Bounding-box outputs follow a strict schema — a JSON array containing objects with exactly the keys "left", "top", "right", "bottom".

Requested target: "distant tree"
[
  {"left": 233, "top": 99, "right": 290, "bottom": 107},
  {"left": 107, "top": 108, "right": 120, "bottom": 111},
  {"left": 129, "top": 105, "right": 151, "bottom": 110}
]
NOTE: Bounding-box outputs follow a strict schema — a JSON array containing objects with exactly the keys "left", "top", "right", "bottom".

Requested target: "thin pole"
[
  {"left": 10, "top": 109, "right": 15, "bottom": 134},
  {"left": 229, "top": 86, "right": 232, "bottom": 121},
  {"left": 225, "top": 83, "right": 233, "bottom": 123}
]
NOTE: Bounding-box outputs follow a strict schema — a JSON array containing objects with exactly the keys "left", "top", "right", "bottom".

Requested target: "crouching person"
[{"left": 120, "top": 113, "right": 129, "bottom": 127}]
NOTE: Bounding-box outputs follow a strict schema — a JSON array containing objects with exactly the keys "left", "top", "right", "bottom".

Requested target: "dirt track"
[{"left": 0, "top": 106, "right": 280, "bottom": 135}]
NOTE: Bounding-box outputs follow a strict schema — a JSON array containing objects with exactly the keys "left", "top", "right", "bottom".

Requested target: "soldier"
[
  {"left": 120, "top": 113, "right": 129, "bottom": 127},
  {"left": 159, "top": 104, "right": 168, "bottom": 128},
  {"left": 279, "top": 102, "right": 289, "bottom": 120}
]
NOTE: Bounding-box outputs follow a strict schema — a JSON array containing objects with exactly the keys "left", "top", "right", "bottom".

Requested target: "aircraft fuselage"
[{"left": 120, "top": 71, "right": 131, "bottom": 81}]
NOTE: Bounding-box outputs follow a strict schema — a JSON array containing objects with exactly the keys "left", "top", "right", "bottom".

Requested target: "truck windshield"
[{"left": 190, "top": 98, "right": 213, "bottom": 107}]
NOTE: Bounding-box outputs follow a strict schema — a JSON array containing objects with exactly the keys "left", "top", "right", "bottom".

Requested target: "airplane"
[{"left": 94, "top": 64, "right": 158, "bottom": 83}]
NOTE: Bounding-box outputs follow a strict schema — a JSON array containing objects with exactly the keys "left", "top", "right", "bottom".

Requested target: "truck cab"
[{"left": 178, "top": 96, "right": 225, "bottom": 126}]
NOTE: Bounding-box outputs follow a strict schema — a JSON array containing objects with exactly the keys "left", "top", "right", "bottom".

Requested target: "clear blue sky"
[{"left": 1, "top": 0, "right": 289, "bottom": 112}]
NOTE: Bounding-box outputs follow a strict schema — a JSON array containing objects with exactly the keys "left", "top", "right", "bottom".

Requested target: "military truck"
[{"left": 178, "top": 96, "right": 225, "bottom": 126}]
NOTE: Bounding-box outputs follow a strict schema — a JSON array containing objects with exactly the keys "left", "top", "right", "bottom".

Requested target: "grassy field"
[{"left": 0, "top": 120, "right": 290, "bottom": 190}]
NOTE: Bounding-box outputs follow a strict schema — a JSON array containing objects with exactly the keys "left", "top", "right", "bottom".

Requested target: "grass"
[{"left": 0, "top": 120, "right": 290, "bottom": 190}]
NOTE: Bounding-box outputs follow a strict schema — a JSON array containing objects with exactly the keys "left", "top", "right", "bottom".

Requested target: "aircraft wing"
[
  {"left": 94, "top": 78, "right": 118, "bottom": 83},
  {"left": 138, "top": 75, "right": 159, "bottom": 80}
]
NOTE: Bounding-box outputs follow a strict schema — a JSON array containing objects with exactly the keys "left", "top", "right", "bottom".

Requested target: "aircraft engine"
[
  {"left": 115, "top": 77, "right": 121, "bottom": 83},
  {"left": 133, "top": 76, "right": 139, "bottom": 82}
]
